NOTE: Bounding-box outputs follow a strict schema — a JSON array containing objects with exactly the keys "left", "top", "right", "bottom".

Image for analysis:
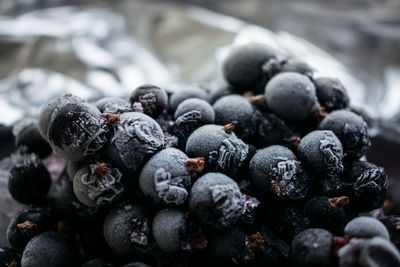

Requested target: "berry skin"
[
  {"left": 380, "top": 216, "right": 400, "bottom": 250},
  {"left": 47, "top": 101, "right": 108, "bottom": 162},
  {"left": 213, "top": 95, "right": 257, "bottom": 140},
  {"left": 185, "top": 124, "right": 248, "bottom": 176},
  {"left": 129, "top": 84, "right": 168, "bottom": 118},
  {"left": 122, "top": 263, "right": 151, "bottom": 267},
  {"left": 345, "top": 161, "right": 387, "bottom": 212},
  {"left": 314, "top": 77, "right": 349, "bottom": 112},
  {"left": 265, "top": 72, "right": 319, "bottom": 121},
  {"left": 95, "top": 97, "right": 131, "bottom": 114},
  {"left": 105, "top": 112, "right": 164, "bottom": 174},
  {"left": 280, "top": 59, "right": 314, "bottom": 78},
  {"left": 81, "top": 259, "right": 113, "bottom": 267},
  {"left": 291, "top": 228, "right": 334, "bottom": 267},
  {"left": 73, "top": 162, "right": 124, "bottom": 207},
  {"left": 173, "top": 98, "right": 215, "bottom": 145},
  {"left": 38, "top": 94, "right": 84, "bottom": 142},
  {"left": 297, "top": 130, "right": 344, "bottom": 177},
  {"left": 169, "top": 86, "right": 209, "bottom": 113},
  {"left": 8, "top": 153, "right": 51, "bottom": 204},
  {"left": 0, "top": 247, "right": 19, "bottom": 267},
  {"left": 21, "top": 231, "right": 78, "bottom": 267},
  {"left": 13, "top": 118, "right": 52, "bottom": 159},
  {"left": 7, "top": 208, "right": 52, "bottom": 252},
  {"left": 139, "top": 148, "right": 197, "bottom": 206},
  {"left": 338, "top": 237, "right": 400, "bottom": 267},
  {"left": 103, "top": 203, "right": 153, "bottom": 257},
  {"left": 318, "top": 110, "right": 370, "bottom": 160},
  {"left": 304, "top": 196, "right": 349, "bottom": 235},
  {"left": 344, "top": 216, "right": 390, "bottom": 240},
  {"left": 188, "top": 172, "right": 245, "bottom": 228},
  {"left": 249, "top": 145, "right": 310, "bottom": 201},
  {"left": 223, "top": 43, "right": 279, "bottom": 93}
]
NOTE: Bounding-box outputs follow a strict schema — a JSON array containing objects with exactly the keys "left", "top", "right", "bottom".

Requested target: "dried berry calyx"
[
  {"left": 100, "top": 113, "right": 121, "bottom": 126},
  {"left": 329, "top": 196, "right": 349, "bottom": 209},
  {"left": 93, "top": 162, "right": 109, "bottom": 180},
  {"left": 246, "top": 232, "right": 265, "bottom": 249},
  {"left": 289, "top": 136, "right": 301, "bottom": 148},
  {"left": 222, "top": 123, "right": 235, "bottom": 134},
  {"left": 184, "top": 157, "right": 205, "bottom": 173},
  {"left": 250, "top": 94, "right": 267, "bottom": 107},
  {"left": 17, "top": 220, "right": 37, "bottom": 237},
  {"left": 313, "top": 106, "right": 328, "bottom": 122}
]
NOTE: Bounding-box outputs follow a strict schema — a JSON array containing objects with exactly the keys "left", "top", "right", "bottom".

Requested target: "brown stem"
[
  {"left": 329, "top": 196, "right": 349, "bottom": 209},
  {"left": 312, "top": 106, "right": 328, "bottom": 122},
  {"left": 250, "top": 94, "right": 267, "bottom": 107},
  {"left": 246, "top": 232, "right": 265, "bottom": 249},
  {"left": 184, "top": 157, "right": 205, "bottom": 173},
  {"left": 93, "top": 163, "right": 109, "bottom": 180},
  {"left": 17, "top": 221, "right": 37, "bottom": 237},
  {"left": 289, "top": 136, "right": 301, "bottom": 148},
  {"left": 222, "top": 123, "right": 235, "bottom": 134}
]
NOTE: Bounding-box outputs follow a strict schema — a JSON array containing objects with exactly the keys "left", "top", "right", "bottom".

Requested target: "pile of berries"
[{"left": 2, "top": 42, "right": 400, "bottom": 267}]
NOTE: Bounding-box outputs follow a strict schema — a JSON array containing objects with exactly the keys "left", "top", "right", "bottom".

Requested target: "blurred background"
[{"left": 0, "top": 0, "right": 399, "bottom": 244}]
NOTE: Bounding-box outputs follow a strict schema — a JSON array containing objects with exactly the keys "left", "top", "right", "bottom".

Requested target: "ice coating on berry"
[
  {"left": 297, "top": 130, "right": 344, "bottom": 177},
  {"left": 139, "top": 148, "right": 192, "bottom": 205},
  {"left": 344, "top": 217, "right": 389, "bottom": 240},
  {"left": 130, "top": 217, "right": 149, "bottom": 246},
  {"left": 169, "top": 86, "right": 209, "bottom": 112},
  {"left": 47, "top": 101, "right": 107, "bottom": 161},
  {"left": 174, "top": 110, "right": 202, "bottom": 138},
  {"left": 280, "top": 59, "right": 314, "bottom": 78},
  {"left": 314, "top": 77, "right": 349, "bottom": 112},
  {"left": 95, "top": 97, "right": 131, "bottom": 114},
  {"left": 189, "top": 172, "right": 245, "bottom": 228},
  {"left": 129, "top": 84, "right": 168, "bottom": 118},
  {"left": 186, "top": 124, "right": 248, "bottom": 176},
  {"left": 106, "top": 112, "right": 164, "bottom": 173}
]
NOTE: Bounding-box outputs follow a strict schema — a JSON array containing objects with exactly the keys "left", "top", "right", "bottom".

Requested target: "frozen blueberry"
[
  {"left": 291, "top": 228, "right": 334, "bottom": 267},
  {"left": 81, "top": 259, "right": 113, "bottom": 267},
  {"left": 380, "top": 216, "right": 400, "bottom": 250},
  {"left": 213, "top": 95, "right": 257, "bottom": 140},
  {"left": 21, "top": 231, "right": 78, "bottom": 267},
  {"left": 297, "top": 130, "right": 344, "bottom": 177},
  {"left": 0, "top": 247, "right": 19, "bottom": 267},
  {"left": 7, "top": 208, "right": 52, "bottom": 252},
  {"left": 345, "top": 161, "right": 387, "bottom": 212},
  {"left": 188, "top": 172, "right": 245, "bottom": 228},
  {"left": 169, "top": 86, "right": 209, "bottom": 112},
  {"left": 173, "top": 98, "right": 215, "bottom": 144},
  {"left": 73, "top": 162, "right": 124, "bottom": 207},
  {"left": 318, "top": 110, "right": 370, "bottom": 160},
  {"left": 209, "top": 84, "right": 234, "bottom": 104},
  {"left": 129, "top": 84, "right": 168, "bottom": 118},
  {"left": 105, "top": 112, "right": 164, "bottom": 174},
  {"left": 249, "top": 145, "right": 309, "bottom": 200},
  {"left": 47, "top": 101, "right": 108, "bottom": 162},
  {"left": 66, "top": 160, "right": 86, "bottom": 181},
  {"left": 304, "top": 196, "right": 349, "bottom": 235},
  {"left": 103, "top": 203, "right": 153, "bottom": 257},
  {"left": 344, "top": 216, "right": 389, "bottom": 240},
  {"left": 139, "top": 148, "right": 202, "bottom": 206},
  {"left": 314, "top": 77, "right": 349, "bottom": 112},
  {"left": 185, "top": 124, "right": 248, "bottom": 176},
  {"left": 95, "top": 97, "right": 131, "bottom": 114},
  {"left": 223, "top": 43, "right": 279, "bottom": 93},
  {"left": 265, "top": 72, "right": 318, "bottom": 121},
  {"left": 338, "top": 237, "right": 400, "bottom": 267},
  {"left": 38, "top": 94, "right": 84, "bottom": 142},
  {"left": 280, "top": 59, "right": 314, "bottom": 78},
  {"left": 13, "top": 118, "right": 52, "bottom": 159},
  {"left": 8, "top": 153, "right": 51, "bottom": 204}
]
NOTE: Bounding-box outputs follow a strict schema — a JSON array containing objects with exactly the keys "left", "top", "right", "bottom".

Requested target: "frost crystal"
[
  {"left": 130, "top": 217, "right": 149, "bottom": 246},
  {"left": 319, "top": 135, "right": 343, "bottom": 175},
  {"left": 174, "top": 110, "right": 202, "bottom": 137},
  {"left": 353, "top": 167, "right": 386, "bottom": 196},
  {"left": 154, "top": 168, "right": 190, "bottom": 205},
  {"left": 210, "top": 183, "right": 245, "bottom": 226},
  {"left": 138, "top": 92, "right": 157, "bottom": 114}
]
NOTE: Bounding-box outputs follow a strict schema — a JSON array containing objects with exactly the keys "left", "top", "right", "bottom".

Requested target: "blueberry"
[
  {"left": 188, "top": 172, "right": 245, "bottom": 228},
  {"left": 173, "top": 98, "right": 215, "bottom": 146},
  {"left": 81, "top": 259, "right": 113, "bottom": 267},
  {"left": 122, "top": 263, "right": 151, "bottom": 267},
  {"left": 318, "top": 110, "right": 370, "bottom": 160},
  {"left": 105, "top": 112, "right": 164, "bottom": 174},
  {"left": 291, "top": 228, "right": 334, "bottom": 267},
  {"left": 0, "top": 247, "right": 19, "bottom": 267},
  {"left": 280, "top": 59, "right": 314, "bottom": 78},
  {"left": 223, "top": 43, "right": 279, "bottom": 93},
  {"left": 129, "top": 84, "right": 168, "bottom": 118},
  {"left": 13, "top": 118, "right": 52, "bottom": 159},
  {"left": 297, "top": 130, "right": 344, "bottom": 177},
  {"left": 21, "top": 231, "right": 78, "bottom": 267},
  {"left": 314, "top": 77, "right": 349, "bottom": 112},
  {"left": 345, "top": 161, "right": 387, "bottom": 212},
  {"left": 338, "top": 237, "right": 400, "bottom": 267},
  {"left": 209, "top": 84, "right": 234, "bottom": 104},
  {"left": 38, "top": 94, "right": 85, "bottom": 142},
  {"left": 73, "top": 162, "right": 124, "bottom": 207},
  {"left": 265, "top": 72, "right": 319, "bottom": 121},
  {"left": 47, "top": 101, "right": 108, "bottom": 161},
  {"left": 213, "top": 95, "right": 257, "bottom": 140},
  {"left": 304, "top": 196, "right": 349, "bottom": 235},
  {"left": 8, "top": 153, "right": 51, "bottom": 204},
  {"left": 103, "top": 203, "right": 153, "bottom": 257},
  {"left": 344, "top": 216, "right": 389, "bottom": 240},
  {"left": 185, "top": 124, "right": 248, "bottom": 176},
  {"left": 380, "top": 216, "right": 400, "bottom": 250},
  {"left": 7, "top": 208, "right": 52, "bottom": 252},
  {"left": 249, "top": 145, "right": 310, "bottom": 200},
  {"left": 169, "top": 85, "right": 209, "bottom": 113},
  {"left": 139, "top": 148, "right": 201, "bottom": 206},
  {"left": 95, "top": 97, "right": 131, "bottom": 114},
  {"left": 66, "top": 160, "right": 86, "bottom": 181}
]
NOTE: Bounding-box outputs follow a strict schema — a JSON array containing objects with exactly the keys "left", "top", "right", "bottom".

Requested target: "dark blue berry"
[
  {"left": 280, "top": 59, "right": 314, "bottom": 78},
  {"left": 380, "top": 216, "right": 400, "bottom": 250},
  {"left": 0, "top": 247, "right": 19, "bottom": 267},
  {"left": 314, "top": 77, "right": 349, "bottom": 112},
  {"left": 129, "top": 84, "right": 168, "bottom": 118},
  {"left": 344, "top": 216, "right": 389, "bottom": 239},
  {"left": 81, "top": 259, "right": 113, "bottom": 267},
  {"left": 95, "top": 97, "right": 131, "bottom": 114},
  {"left": 169, "top": 86, "right": 209, "bottom": 113}
]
